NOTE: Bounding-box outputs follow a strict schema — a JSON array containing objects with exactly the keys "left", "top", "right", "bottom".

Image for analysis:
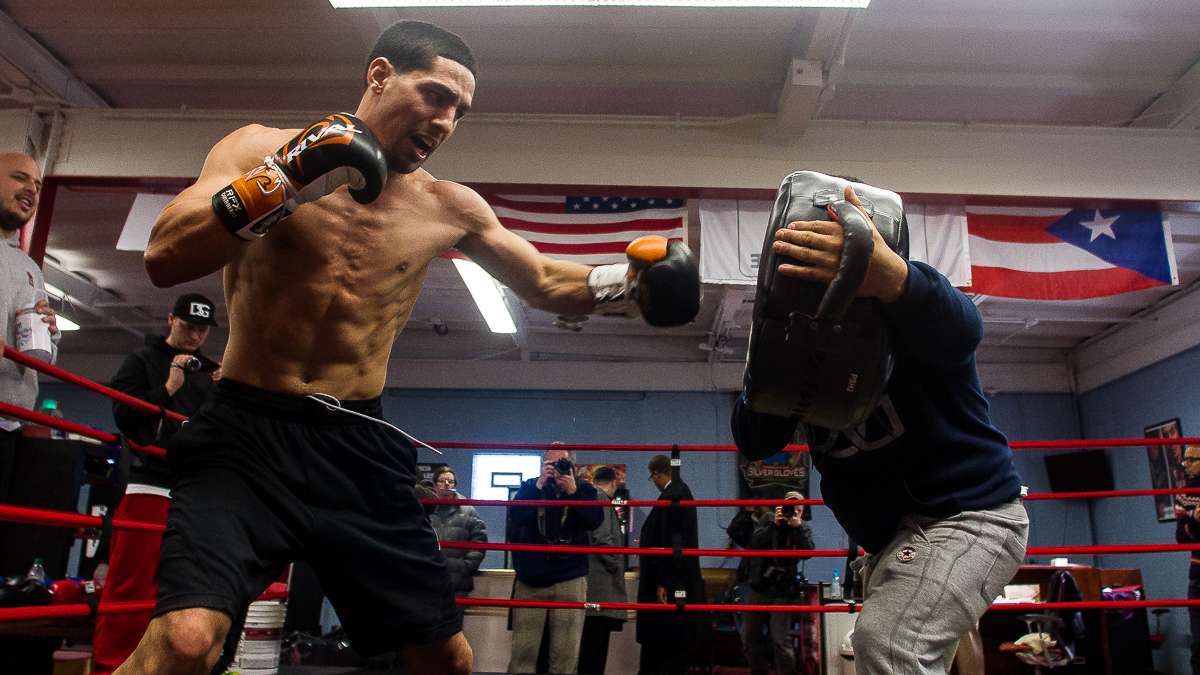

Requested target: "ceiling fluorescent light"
[
  {"left": 332, "top": 1, "right": 870, "bottom": 8},
  {"left": 43, "top": 283, "right": 66, "bottom": 301},
  {"left": 452, "top": 258, "right": 517, "bottom": 334},
  {"left": 43, "top": 284, "right": 80, "bottom": 329},
  {"left": 56, "top": 314, "right": 81, "bottom": 332}
]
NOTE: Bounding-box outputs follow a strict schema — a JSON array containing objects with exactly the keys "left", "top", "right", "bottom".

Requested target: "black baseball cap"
[{"left": 172, "top": 293, "right": 218, "bottom": 327}]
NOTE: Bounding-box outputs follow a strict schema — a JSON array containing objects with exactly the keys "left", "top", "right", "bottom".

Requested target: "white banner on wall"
[
  {"left": 696, "top": 200, "right": 772, "bottom": 285},
  {"left": 698, "top": 200, "right": 971, "bottom": 287}
]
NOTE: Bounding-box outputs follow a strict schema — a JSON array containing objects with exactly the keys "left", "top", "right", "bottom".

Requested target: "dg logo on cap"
[{"left": 172, "top": 293, "right": 219, "bottom": 327}]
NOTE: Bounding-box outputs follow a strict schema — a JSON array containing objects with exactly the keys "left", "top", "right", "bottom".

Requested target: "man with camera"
[
  {"left": 726, "top": 492, "right": 814, "bottom": 675},
  {"left": 93, "top": 293, "right": 220, "bottom": 674},
  {"left": 507, "top": 447, "right": 603, "bottom": 674}
]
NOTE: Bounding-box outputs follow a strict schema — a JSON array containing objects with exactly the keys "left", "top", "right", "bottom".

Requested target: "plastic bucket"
[{"left": 227, "top": 599, "right": 287, "bottom": 674}]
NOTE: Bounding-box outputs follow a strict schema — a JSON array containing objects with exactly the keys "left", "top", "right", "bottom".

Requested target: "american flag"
[{"left": 486, "top": 194, "right": 688, "bottom": 265}]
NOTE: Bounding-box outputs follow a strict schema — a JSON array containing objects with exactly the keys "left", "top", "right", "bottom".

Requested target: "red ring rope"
[
  {"left": 3, "top": 346, "right": 186, "bottom": 423},
  {"left": 8, "top": 347, "right": 1199, "bottom": 455},
  {"left": 12, "top": 482, "right": 1200, "bottom": 539},
  {"left": 13, "top": 355, "right": 1200, "bottom": 626},
  {"left": 0, "top": 595, "right": 1193, "bottom": 624},
  {"left": 0, "top": 590, "right": 288, "bottom": 623},
  {"left": 7, "top": 503, "right": 1197, "bottom": 558},
  {"left": 423, "top": 437, "right": 1200, "bottom": 453},
  {"left": 0, "top": 401, "right": 165, "bottom": 458},
  {"left": 428, "top": 487, "right": 1200, "bottom": 509},
  {"left": 0, "top": 601, "right": 155, "bottom": 622},
  {"left": 0, "top": 505, "right": 165, "bottom": 533},
  {"left": 455, "top": 597, "right": 1200, "bottom": 613},
  {"left": 438, "top": 540, "right": 1200, "bottom": 558}
]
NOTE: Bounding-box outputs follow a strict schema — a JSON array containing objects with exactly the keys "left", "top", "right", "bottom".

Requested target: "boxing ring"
[{"left": 3, "top": 343, "right": 1200, "bottom": 670}]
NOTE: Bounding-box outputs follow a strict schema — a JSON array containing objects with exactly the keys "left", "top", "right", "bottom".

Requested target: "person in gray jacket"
[
  {"left": 0, "top": 152, "right": 59, "bottom": 535},
  {"left": 429, "top": 466, "right": 488, "bottom": 595},
  {"left": 578, "top": 466, "right": 628, "bottom": 674}
]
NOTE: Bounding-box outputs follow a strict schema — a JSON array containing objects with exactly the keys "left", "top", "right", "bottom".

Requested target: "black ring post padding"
[
  {"left": 112, "top": 434, "right": 133, "bottom": 508},
  {"left": 844, "top": 538, "right": 859, "bottom": 601},
  {"left": 84, "top": 581, "right": 100, "bottom": 619},
  {"left": 97, "top": 504, "right": 115, "bottom": 553},
  {"left": 666, "top": 444, "right": 685, "bottom": 612}
]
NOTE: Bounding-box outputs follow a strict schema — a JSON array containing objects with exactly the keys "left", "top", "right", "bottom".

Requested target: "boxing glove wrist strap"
[
  {"left": 588, "top": 263, "right": 638, "bottom": 318},
  {"left": 212, "top": 156, "right": 297, "bottom": 241}
]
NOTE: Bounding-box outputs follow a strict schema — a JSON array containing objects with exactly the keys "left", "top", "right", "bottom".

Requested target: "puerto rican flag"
[
  {"left": 484, "top": 194, "right": 687, "bottom": 265},
  {"left": 963, "top": 207, "right": 1178, "bottom": 300}
]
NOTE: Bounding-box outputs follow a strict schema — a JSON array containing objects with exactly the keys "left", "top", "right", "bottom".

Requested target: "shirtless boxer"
[{"left": 114, "top": 21, "right": 699, "bottom": 675}]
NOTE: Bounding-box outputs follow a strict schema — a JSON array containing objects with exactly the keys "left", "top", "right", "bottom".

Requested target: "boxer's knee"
[
  {"left": 154, "top": 608, "right": 230, "bottom": 668},
  {"left": 403, "top": 631, "right": 473, "bottom": 675}
]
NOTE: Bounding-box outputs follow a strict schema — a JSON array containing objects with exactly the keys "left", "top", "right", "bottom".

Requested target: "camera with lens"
[
  {"left": 182, "top": 355, "right": 202, "bottom": 373},
  {"left": 553, "top": 458, "right": 574, "bottom": 476},
  {"left": 761, "top": 564, "right": 788, "bottom": 583},
  {"left": 780, "top": 504, "right": 797, "bottom": 520}
]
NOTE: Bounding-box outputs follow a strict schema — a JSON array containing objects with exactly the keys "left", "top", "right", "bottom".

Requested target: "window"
[{"left": 470, "top": 453, "right": 542, "bottom": 500}]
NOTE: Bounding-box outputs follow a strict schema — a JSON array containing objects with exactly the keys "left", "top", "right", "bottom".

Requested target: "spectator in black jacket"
[
  {"left": 507, "top": 447, "right": 603, "bottom": 674},
  {"left": 1176, "top": 445, "right": 1200, "bottom": 674},
  {"left": 92, "top": 293, "right": 219, "bottom": 675},
  {"left": 637, "top": 454, "right": 706, "bottom": 675},
  {"left": 429, "top": 466, "right": 488, "bottom": 596},
  {"left": 726, "top": 491, "right": 814, "bottom": 675}
]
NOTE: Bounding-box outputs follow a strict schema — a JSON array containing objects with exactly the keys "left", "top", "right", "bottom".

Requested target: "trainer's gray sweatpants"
[{"left": 851, "top": 499, "right": 1028, "bottom": 675}]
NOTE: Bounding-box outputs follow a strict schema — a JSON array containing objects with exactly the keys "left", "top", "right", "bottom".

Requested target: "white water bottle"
[{"left": 830, "top": 570, "right": 842, "bottom": 600}]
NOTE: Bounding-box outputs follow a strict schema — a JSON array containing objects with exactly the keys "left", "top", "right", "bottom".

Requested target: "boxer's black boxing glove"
[
  {"left": 589, "top": 236, "right": 701, "bottom": 327},
  {"left": 213, "top": 112, "right": 388, "bottom": 240}
]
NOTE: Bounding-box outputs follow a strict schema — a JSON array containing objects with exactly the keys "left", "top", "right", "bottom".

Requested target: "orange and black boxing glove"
[
  {"left": 212, "top": 112, "right": 388, "bottom": 240},
  {"left": 589, "top": 236, "right": 701, "bottom": 327}
]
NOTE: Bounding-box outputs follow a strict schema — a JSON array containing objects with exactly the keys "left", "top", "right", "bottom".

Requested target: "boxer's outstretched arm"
[
  {"left": 451, "top": 186, "right": 597, "bottom": 316},
  {"left": 145, "top": 125, "right": 285, "bottom": 287}
]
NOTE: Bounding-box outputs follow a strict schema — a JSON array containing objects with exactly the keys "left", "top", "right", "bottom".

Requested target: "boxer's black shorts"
[{"left": 155, "top": 379, "right": 460, "bottom": 655}]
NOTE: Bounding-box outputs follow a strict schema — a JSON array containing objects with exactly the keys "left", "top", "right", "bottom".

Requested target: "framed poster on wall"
[{"left": 1145, "top": 418, "right": 1185, "bottom": 522}]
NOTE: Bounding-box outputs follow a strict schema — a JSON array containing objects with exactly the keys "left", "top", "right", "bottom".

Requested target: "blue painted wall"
[
  {"left": 37, "top": 382, "right": 1081, "bottom": 583},
  {"left": 1078, "top": 343, "right": 1200, "bottom": 675},
  {"left": 54, "top": 361, "right": 1200, "bottom": 669}
]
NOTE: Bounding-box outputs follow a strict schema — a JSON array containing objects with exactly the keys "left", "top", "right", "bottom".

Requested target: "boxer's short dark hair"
[
  {"left": 368, "top": 21, "right": 478, "bottom": 79},
  {"left": 593, "top": 466, "right": 616, "bottom": 483}
]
